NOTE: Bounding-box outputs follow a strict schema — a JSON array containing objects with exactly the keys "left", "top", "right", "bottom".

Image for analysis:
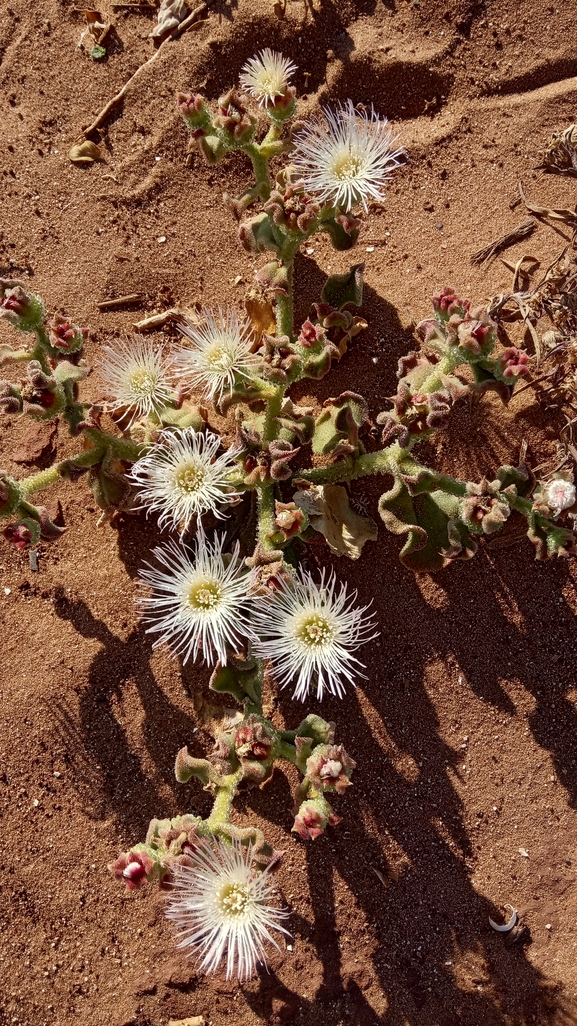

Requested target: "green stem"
[
  {"left": 277, "top": 740, "right": 300, "bottom": 766},
  {"left": 206, "top": 770, "right": 243, "bottom": 830},
  {"left": 275, "top": 262, "right": 294, "bottom": 342},
  {"left": 19, "top": 465, "right": 65, "bottom": 498},
  {"left": 244, "top": 145, "right": 271, "bottom": 200}
]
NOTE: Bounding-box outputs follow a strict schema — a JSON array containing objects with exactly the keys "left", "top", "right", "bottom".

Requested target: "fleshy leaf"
[{"left": 321, "top": 263, "right": 364, "bottom": 310}]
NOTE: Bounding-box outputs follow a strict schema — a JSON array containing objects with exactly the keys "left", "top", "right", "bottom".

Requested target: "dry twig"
[
  {"left": 81, "top": 3, "right": 209, "bottom": 139},
  {"left": 470, "top": 220, "right": 536, "bottom": 267}
]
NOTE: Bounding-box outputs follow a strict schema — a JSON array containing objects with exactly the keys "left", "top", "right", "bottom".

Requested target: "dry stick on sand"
[
  {"left": 470, "top": 219, "right": 536, "bottom": 266},
  {"left": 97, "top": 294, "right": 144, "bottom": 310},
  {"left": 82, "top": 3, "right": 209, "bottom": 139}
]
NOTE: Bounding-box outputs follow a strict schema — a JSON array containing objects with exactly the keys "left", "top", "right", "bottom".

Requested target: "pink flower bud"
[
  {"left": 306, "top": 743, "right": 356, "bottom": 794},
  {"left": 498, "top": 346, "right": 530, "bottom": 378},
  {"left": 49, "top": 314, "right": 87, "bottom": 354},
  {"left": 4, "top": 523, "right": 32, "bottom": 549},
  {"left": 109, "top": 848, "right": 155, "bottom": 890},
  {"left": 292, "top": 801, "right": 328, "bottom": 840}
]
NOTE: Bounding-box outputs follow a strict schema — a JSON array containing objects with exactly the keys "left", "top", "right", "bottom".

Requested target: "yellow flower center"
[
  {"left": 174, "top": 460, "right": 207, "bottom": 494},
  {"left": 128, "top": 368, "right": 157, "bottom": 397},
  {"left": 218, "top": 881, "right": 251, "bottom": 917},
  {"left": 187, "top": 579, "right": 222, "bottom": 610},
  {"left": 296, "top": 614, "right": 335, "bottom": 648},
  {"left": 206, "top": 342, "right": 235, "bottom": 374},
  {"left": 333, "top": 153, "right": 363, "bottom": 181}
]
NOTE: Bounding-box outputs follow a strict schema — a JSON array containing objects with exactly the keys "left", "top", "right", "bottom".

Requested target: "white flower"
[
  {"left": 291, "top": 100, "right": 404, "bottom": 211},
  {"left": 546, "top": 478, "right": 576, "bottom": 515},
  {"left": 128, "top": 428, "right": 242, "bottom": 530},
  {"left": 239, "top": 49, "right": 296, "bottom": 108},
  {"left": 251, "top": 567, "right": 377, "bottom": 701},
  {"left": 100, "top": 340, "right": 174, "bottom": 423},
  {"left": 165, "top": 838, "right": 289, "bottom": 981},
  {"left": 175, "top": 307, "right": 261, "bottom": 405},
  {"left": 137, "top": 533, "right": 254, "bottom": 665}
]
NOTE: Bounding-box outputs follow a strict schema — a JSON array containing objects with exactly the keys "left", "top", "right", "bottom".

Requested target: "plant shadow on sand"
[
  {"left": 47, "top": 274, "right": 577, "bottom": 1024},
  {"left": 238, "top": 533, "right": 577, "bottom": 1025}
]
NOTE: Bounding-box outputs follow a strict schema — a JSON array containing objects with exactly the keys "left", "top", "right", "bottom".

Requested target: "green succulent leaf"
[{"left": 321, "top": 263, "right": 364, "bottom": 310}]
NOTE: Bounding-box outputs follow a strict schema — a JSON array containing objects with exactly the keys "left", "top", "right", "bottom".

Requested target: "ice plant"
[
  {"left": 239, "top": 48, "right": 296, "bottom": 108},
  {"left": 291, "top": 100, "right": 405, "bottom": 211},
  {"left": 100, "top": 339, "right": 175, "bottom": 424},
  {"left": 252, "top": 567, "right": 377, "bottom": 700},
  {"left": 165, "top": 838, "right": 289, "bottom": 981},
  {"left": 137, "top": 533, "right": 254, "bottom": 665},
  {"left": 128, "top": 428, "right": 242, "bottom": 530},
  {"left": 546, "top": 478, "right": 576, "bottom": 516},
  {"left": 175, "top": 307, "right": 261, "bottom": 405},
  {"left": 1, "top": 49, "right": 575, "bottom": 984}
]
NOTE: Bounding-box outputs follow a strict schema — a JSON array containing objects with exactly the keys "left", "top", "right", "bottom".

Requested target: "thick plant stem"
[
  {"left": 18, "top": 465, "right": 64, "bottom": 498},
  {"left": 246, "top": 146, "right": 271, "bottom": 200},
  {"left": 257, "top": 481, "right": 276, "bottom": 549},
  {"left": 275, "top": 262, "right": 294, "bottom": 342},
  {"left": 206, "top": 770, "right": 243, "bottom": 830}
]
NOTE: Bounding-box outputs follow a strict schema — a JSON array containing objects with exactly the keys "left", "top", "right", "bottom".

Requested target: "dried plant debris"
[
  {"left": 151, "top": 0, "right": 189, "bottom": 38},
  {"left": 536, "top": 124, "right": 577, "bottom": 178},
  {"left": 77, "top": 10, "right": 112, "bottom": 57},
  {"left": 518, "top": 181, "right": 577, "bottom": 234},
  {"left": 471, "top": 220, "right": 536, "bottom": 267},
  {"left": 68, "top": 139, "right": 102, "bottom": 165}
]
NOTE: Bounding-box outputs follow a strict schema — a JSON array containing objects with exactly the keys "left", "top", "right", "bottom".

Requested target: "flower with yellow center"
[
  {"left": 251, "top": 567, "right": 377, "bottom": 700},
  {"left": 165, "top": 838, "right": 289, "bottom": 981},
  {"left": 291, "top": 100, "right": 405, "bottom": 212},
  {"left": 137, "top": 533, "right": 254, "bottom": 665},
  {"left": 239, "top": 49, "right": 296, "bottom": 108},
  {"left": 100, "top": 340, "right": 174, "bottom": 423},
  {"left": 128, "top": 428, "right": 242, "bottom": 531},
  {"left": 175, "top": 307, "right": 261, "bottom": 406}
]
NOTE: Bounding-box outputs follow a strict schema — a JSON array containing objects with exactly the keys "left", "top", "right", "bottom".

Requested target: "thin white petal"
[
  {"left": 128, "top": 428, "right": 243, "bottom": 530},
  {"left": 166, "top": 839, "right": 289, "bottom": 982},
  {"left": 292, "top": 100, "right": 404, "bottom": 211},
  {"left": 251, "top": 566, "right": 378, "bottom": 700}
]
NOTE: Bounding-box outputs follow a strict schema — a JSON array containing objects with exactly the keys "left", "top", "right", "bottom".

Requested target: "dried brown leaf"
[{"left": 293, "top": 483, "right": 378, "bottom": 560}]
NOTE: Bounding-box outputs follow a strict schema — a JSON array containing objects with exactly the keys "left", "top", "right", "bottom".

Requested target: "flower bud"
[
  {"left": 273, "top": 501, "right": 307, "bottom": 540},
  {"left": 109, "top": 847, "right": 155, "bottom": 890},
  {"left": 306, "top": 743, "right": 356, "bottom": 794},
  {"left": 3, "top": 522, "right": 35, "bottom": 549},
  {"left": 497, "top": 346, "right": 530, "bottom": 379},
  {"left": 49, "top": 314, "right": 88, "bottom": 354},
  {"left": 177, "top": 92, "right": 212, "bottom": 132},
  {"left": 0, "top": 281, "right": 45, "bottom": 333},
  {"left": 292, "top": 795, "right": 340, "bottom": 840}
]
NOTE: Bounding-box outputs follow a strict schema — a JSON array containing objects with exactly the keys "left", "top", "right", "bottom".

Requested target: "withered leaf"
[
  {"left": 293, "top": 483, "right": 377, "bottom": 560},
  {"left": 68, "top": 139, "right": 102, "bottom": 164}
]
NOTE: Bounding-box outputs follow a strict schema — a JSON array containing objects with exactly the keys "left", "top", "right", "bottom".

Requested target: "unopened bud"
[
  {"left": 0, "top": 281, "right": 45, "bottom": 333},
  {"left": 49, "top": 314, "right": 87, "bottom": 354}
]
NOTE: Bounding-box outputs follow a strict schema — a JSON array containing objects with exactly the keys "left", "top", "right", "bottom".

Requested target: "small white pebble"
[
  {"left": 305, "top": 247, "right": 314, "bottom": 255},
  {"left": 33, "top": 798, "right": 39, "bottom": 807},
  {"left": 53, "top": 772, "right": 61, "bottom": 779},
  {"left": 545, "top": 923, "right": 552, "bottom": 930},
  {"left": 157, "top": 235, "right": 167, "bottom": 243},
  {"left": 372, "top": 357, "right": 379, "bottom": 364},
  {"left": 366, "top": 245, "right": 375, "bottom": 252},
  {"left": 155, "top": 156, "right": 161, "bottom": 161},
  {"left": 3, "top": 587, "right": 10, "bottom": 595},
  {"left": 286, "top": 943, "right": 294, "bottom": 951}
]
